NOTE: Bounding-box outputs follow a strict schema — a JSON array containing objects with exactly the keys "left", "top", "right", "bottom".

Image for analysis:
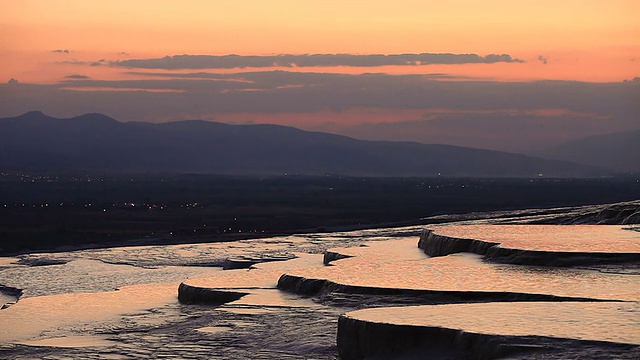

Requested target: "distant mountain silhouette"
[
  {"left": 0, "top": 112, "right": 607, "bottom": 177},
  {"left": 537, "top": 130, "right": 640, "bottom": 173}
]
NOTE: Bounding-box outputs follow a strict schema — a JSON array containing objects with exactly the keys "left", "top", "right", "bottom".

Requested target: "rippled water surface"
[
  {"left": 0, "top": 224, "right": 638, "bottom": 359},
  {"left": 348, "top": 302, "right": 640, "bottom": 345},
  {"left": 290, "top": 238, "right": 640, "bottom": 301},
  {"left": 0, "top": 293, "right": 15, "bottom": 306},
  {"left": 428, "top": 224, "right": 640, "bottom": 252},
  {"left": 0, "top": 227, "right": 419, "bottom": 358},
  {"left": 18, "top": 336, "right": 117, "bottom": 348}
]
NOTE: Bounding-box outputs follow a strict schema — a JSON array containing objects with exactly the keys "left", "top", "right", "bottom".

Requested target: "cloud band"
[{"left": 112, "top": 53, "right": 525, "bottom": 70}]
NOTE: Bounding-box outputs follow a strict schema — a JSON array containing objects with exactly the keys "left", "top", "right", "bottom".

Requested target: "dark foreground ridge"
[{"left": 337, "top": 314, "right": 640, "bottom": 360}]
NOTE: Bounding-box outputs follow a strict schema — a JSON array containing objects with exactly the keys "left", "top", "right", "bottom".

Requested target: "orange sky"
[{"left": 1, "top": 0, "right": 639, "bottom": 83}]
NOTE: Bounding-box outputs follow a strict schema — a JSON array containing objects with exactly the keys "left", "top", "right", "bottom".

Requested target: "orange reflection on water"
[
  {"left": 429, "top": 225, "right": 640, "bottom": 252},
  {"left": 348, "top": 302, "right": 640, "bottom": 345},
  {"left": 18, "top": 335, "right": 117, "bottom": 348},
  {"left": 0, "top": 282, "right": 179, "bottom": 343},
  {"left": 290, "top": 237, "right": 640, "bottom": 301}
]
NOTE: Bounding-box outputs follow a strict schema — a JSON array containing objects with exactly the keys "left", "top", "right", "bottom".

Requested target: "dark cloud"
[
  {"left": 51, "top": 49, "right": 70, "bottom": 54},
  {"left": 57, "top": 58, "right": 107, "bottom": 67},
  {"left": 537, "top": 55, "right": 548, "bottom": 65},
  {"left": 59, "top": 78, "right": 251, "bottom": 92},
  {"left": 36, "top": 74, "right": 640, "bottom": 120},
  {"left": 57, "top": 72, "right": 475, "bottom": 103},
  {"left": 127, "top": 71, "right": 460, "bottom": 81},
  {"left": 111, "top": 53, "right": 525, "bottom": 70},
  {"left": 58, "top": 59, "right": 89, "bottom": 65},
  {"left": 126, "top": 71, "right": 238, "bottom": 79},
  {"left": 64, "top": 74, "right": 90, "bottom": 79},
  {"left": 2, "top": 67, "right": 636, "bottom": 155},
  {"left": 1, "top": 72, "right": 637, "bottom": 145},
  {"left": 89, "top": 59, "right": 107, "bottom": 67}
]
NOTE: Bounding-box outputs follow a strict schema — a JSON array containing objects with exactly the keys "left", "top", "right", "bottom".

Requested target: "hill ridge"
[{"left": 0, "top": 112, "right": 607, "bottom": 178}]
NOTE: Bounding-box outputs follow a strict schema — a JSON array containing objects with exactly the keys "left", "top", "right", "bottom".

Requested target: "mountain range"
[
  {"left": 537, "top": 130, "right": 640, "bottom": 173},
  {"left": 0, "top": 111, "right": 614, "bottom": 178}
]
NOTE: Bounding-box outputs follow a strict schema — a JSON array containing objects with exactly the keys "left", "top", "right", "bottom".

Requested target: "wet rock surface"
[
  {"left": 276, "top": 273, "right": 602, "bottom": 303},
  {"left": 419, "top": 225, "right": 640, "bottom": 266},
  {"left": 323, "top": 250, "right": 354, "bottom": 265},
  {"left": 177, "top": 283, "right": 248, "bottom": 305},
  {"left": 0, "top": 284, "right": 22, "bottom": 309},
  {"left": 0, "top": 302, "right": 341, "bottom": 359},
  {"left": 1, "top": 200, "right": 639, "bottom": 359},
  {"left": 337, "top": 314, "right": 640, "bottom": 360},
  {"left": 423, "top": 200, "right": 640, "bottom": 225},
  {"left": 0, "top": 228, "right": 409, "bottom": 358},
  {"left": 328, "top": 224, "right": 639, "bottom": 359}
]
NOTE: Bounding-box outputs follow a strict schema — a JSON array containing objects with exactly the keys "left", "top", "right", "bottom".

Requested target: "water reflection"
[
  {"left": 0, "top": 223, "right": 638, "bottom": 358},
  {"left": 0, "top": 227, "right": 406, "bottom": 346},
  {"left": 18, "top": 335, "right": 117, "bottom": 348},
  {"left": 348, "top": 302, "right": 640, "bottom": 345},
  {"left": 290, "top": 238, "right": 639, "bottom": 301},
  {"left": 428, "top": 225, "right": 640, "bottom": 252}
]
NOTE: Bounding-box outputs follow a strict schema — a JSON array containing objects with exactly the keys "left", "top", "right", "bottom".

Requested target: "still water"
[
  {"left": 346, "top": 302, "right": 640, "bottom": 345},
  {"left": 0, "top": 224, "right": 638, "bottom": 358},
  {"left": 287, "top": 237, "right": 639, "bottom": 301},
  {"left": 428, "top": 224, "right": 640, "bottom": 252}
]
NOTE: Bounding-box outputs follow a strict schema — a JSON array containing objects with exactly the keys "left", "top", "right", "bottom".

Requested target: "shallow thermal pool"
[
  {"left": 0, "top": 224, "right": 638, "bottom": 359},
  {"left": 288, "top": 237, "right": 640, "bottom": 301},
  {"left": 427, "top": 224, "right": 640, "bottom": 252},
  {"left": 345, "top": 301, "right": 640, "bottom": 345},
  {"left": 0, "top": 227, "right": 419, "bottom": 354}
]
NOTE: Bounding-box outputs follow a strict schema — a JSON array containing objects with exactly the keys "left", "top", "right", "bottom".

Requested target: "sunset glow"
[
  {"left": 2, "top": 3, "right": 640, "bottom": 359},
  {"left": 2, "top": 0, "right": 638, "bottom": 83},
  {"left": 1, "top": 0, "right": 638, "bottom": 145}
]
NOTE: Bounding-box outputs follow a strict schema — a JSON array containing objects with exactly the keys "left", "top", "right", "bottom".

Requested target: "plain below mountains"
[{"left": 0, "top": 111, "right": 608, "bottom": 178}]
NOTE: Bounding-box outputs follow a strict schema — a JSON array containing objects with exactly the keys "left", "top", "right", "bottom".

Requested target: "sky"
[{"left": 1, "top": 0, "right": 639, "bottom": 152}]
